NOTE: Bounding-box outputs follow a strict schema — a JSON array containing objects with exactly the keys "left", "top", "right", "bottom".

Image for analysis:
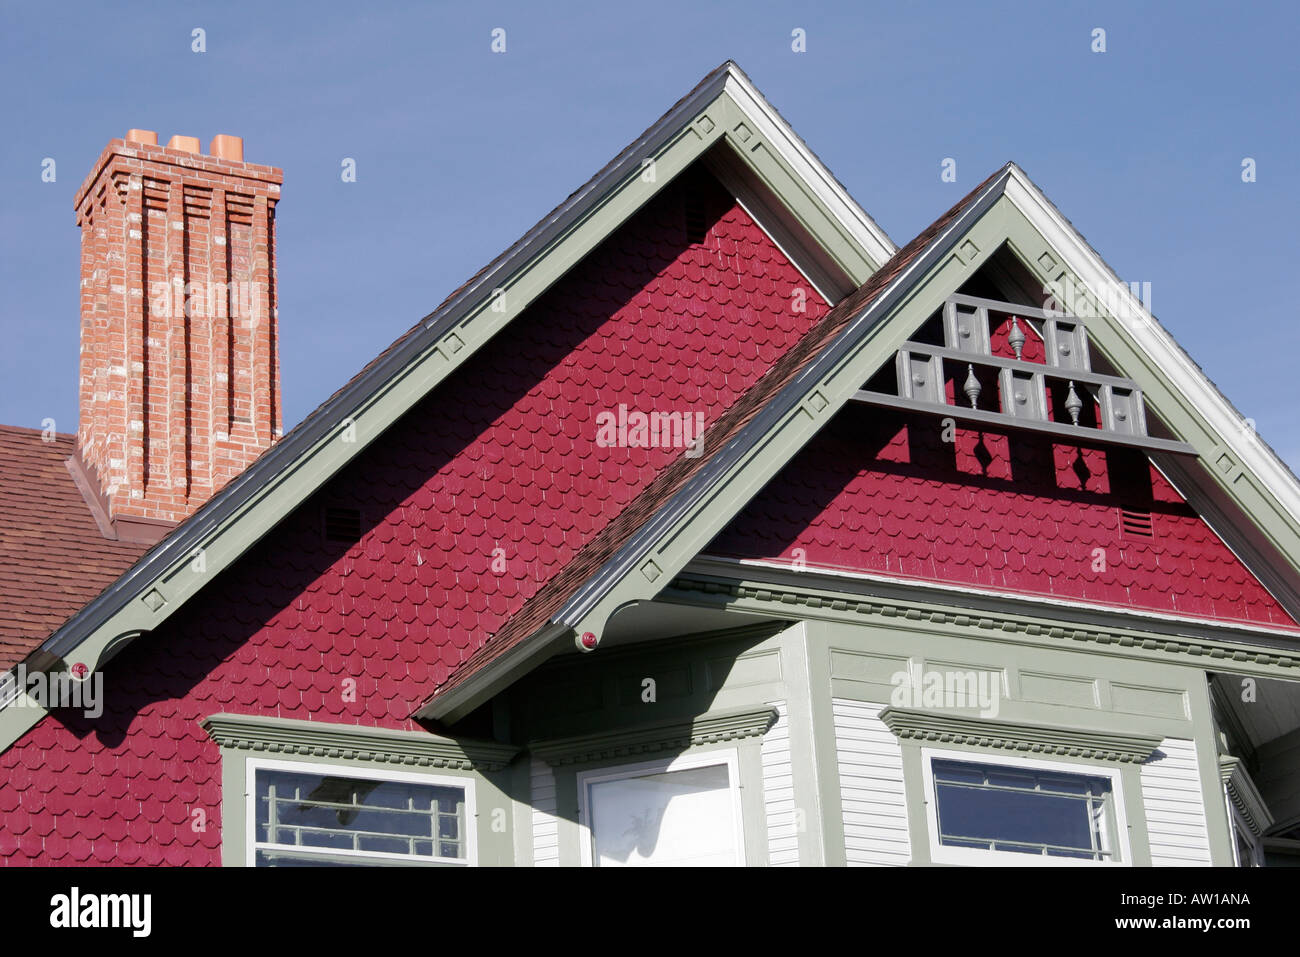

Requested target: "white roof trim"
[{"left": 721, "top": 67, "right": 896, "bottom": 266}]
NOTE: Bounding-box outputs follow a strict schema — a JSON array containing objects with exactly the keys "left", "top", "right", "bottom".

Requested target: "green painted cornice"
[
  {"left": 879, "top": 707, "right": 1162, "bottom": 764},
  {"left": 1218, "top": 755, "right": 1274, "bottom": 835},
  {"left": 529, "top": 705, "right": 777, "bottom": 767},
  {"left": 201, "top": 713, "right": 519, "bottom": 772},
  {"left": 665, "top": 573, "right": 1300, "bottom": 680}
]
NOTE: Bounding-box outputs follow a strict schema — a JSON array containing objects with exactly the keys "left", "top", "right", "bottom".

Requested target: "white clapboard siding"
[
  {"left": 1140, "top": 738, "right": 1213, "bottom": 866},
  {"left": 761, "top": 701, "right": 799, "bottom": 866},
  {"left": 530, "top": 757, "right": 561, "bottom": 867},
  {"left": 832, "top": 699, "right": 911, "bottom": 865}
]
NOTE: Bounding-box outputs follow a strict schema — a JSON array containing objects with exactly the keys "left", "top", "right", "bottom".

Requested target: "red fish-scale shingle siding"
[
  {"left": 0, "top": 168, "right": 828, "bottom": 864},
  {"left": 709, "top": 402, "right": 1298, "bottom": 629}
]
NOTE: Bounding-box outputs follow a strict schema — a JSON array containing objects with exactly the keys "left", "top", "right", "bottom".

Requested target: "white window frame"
[
  {"left": 576, "top": 748, "right": 746, "bottom": 867},
  {"left": 245, "top": 757, "right": 478, "bottom": 867},
  {"left": 920, "top": 746, "right": 1132, "bottom": 867}
]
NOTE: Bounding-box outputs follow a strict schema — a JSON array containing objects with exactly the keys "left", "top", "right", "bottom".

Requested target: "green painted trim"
[
  {"left": 664, "top": 574, "right": 1300, "bottom": 682},
  {"left": 218, "top": 737, "right": 243, "bottom": 868},
  {"left": 897, "top": 742, "right": 930, "bottom": 866},
  {"left": 552, "top": 764, "right": 583, "bottom": 867},
  {"left": 712, "top": 94, "right": 879, "bottom": 283},
  {"left": 201, "top": 713, "right": 519, "bottom": 771},
  {"left": 1185, "top": 672, "right": 1237, "bottom": 864},
  {"left": 529, "top": 705, "right": 777, "bottom": 767},
  {"left": 893, "top": 736, "right": 1152, "bottom": 866},
  {"left": 736, "top": 741, "right": 770, "bottom": 866},
  {"left": 879, "top": 707, "right": 1161, "bottom": 764},
  {"left": 208, "top": 719, "right": 519, "bottom": 866},
  {"left": 508, "top": 758, "right": 535, "bottom": 866},
  {"left": 778, "top": 623, "right": 827, "bottom": 865},
  {"left": 1219, "top": 756, "right": 1274, "bottom": 836},
  {"left": 803, "top": 633, "right": 849, "bottom": 866},
  {"left": 0, "top": 693, "right": 45, "bottom": 756},
  {"left": 1119, "top": 764, "right": 1155, "bottom": 867},
  {"left": 800, "top": 615, "right": 1210, "bottom": 867}
]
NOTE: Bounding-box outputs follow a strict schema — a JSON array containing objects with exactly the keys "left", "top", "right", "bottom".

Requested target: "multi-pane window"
[
  {"left": 927, "top": 756, "right": 1121, "bottom": 864},
  {"left": 250, "top": 764, "right": 471, "bottom": 866}
]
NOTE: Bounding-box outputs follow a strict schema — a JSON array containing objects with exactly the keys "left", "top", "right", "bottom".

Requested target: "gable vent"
[
  {"left": 684, "top": 192, "right": 709, "bottom": 245},
  {"left": 1119, "top": 508, "right": 1154, "bottom": 539},
  {"left": 323, "top": 505, "right": 363, "bottom": 544}
]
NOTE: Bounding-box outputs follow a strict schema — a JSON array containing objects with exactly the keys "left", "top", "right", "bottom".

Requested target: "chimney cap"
[
  {"left": 209, "top": 134, "right": 244, "bottom": 162},
  {"left": 166, "top": 134, "right": 201, "bottom": 154},
  {"left": 125, "top": 129, "right": 158, "bottom": 146}
]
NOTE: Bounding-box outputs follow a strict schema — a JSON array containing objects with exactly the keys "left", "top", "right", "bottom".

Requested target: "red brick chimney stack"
[{"left": 71, "top": 130, "right": 284, "bottom": 543}]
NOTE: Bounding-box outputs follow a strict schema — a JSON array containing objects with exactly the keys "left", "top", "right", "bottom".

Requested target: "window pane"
[
  {"left": 254, "top": 769, "right": 465, "bottom": 866},
  {"left": 588, "top": 763, "right": 737, "bottom": 867},
  {"left": 932, "top": 759, "right": 1112, "bottom": 859}
]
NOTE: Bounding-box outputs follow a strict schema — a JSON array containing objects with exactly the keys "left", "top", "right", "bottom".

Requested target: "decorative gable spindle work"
[{"left": 855, "top": 293, "right": 1196, "bottom": 456}]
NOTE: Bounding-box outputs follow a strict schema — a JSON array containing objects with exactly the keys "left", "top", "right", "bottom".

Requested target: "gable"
[
  {"left": 0, "top": 63, "right": 889, "bottom": 735},
  {"left": 9, "top": 72, "right": 1300, "bottom": 743},
  {"left": 434, "top": 164, "right": 1300, "bottom": 723},
  {"left": 707, "top": 401, "right": 1298, "bottom": 629},
  {"left": 0, "top": 163, "right": 840, "bottom": 861}
]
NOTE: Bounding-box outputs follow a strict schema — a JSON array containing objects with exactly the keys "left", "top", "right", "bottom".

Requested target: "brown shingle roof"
[{"left": 0, "top": 427, "right": 148, "bottom": 670}]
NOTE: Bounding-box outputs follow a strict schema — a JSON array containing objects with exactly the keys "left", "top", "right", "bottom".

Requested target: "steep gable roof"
[
  {"left": 7, "top": 68, "right": 1300, "bottom": 747},
  {"left": 0, "top": 62, "right": 894, "bottom": 748},
  {"left": 421, "top": 168, "right": 1006, "bottom": 715},
  {"left": 419, "top": 161, "right": 1300, "bottom": 720},
  {"left": 0, "top": 175, "right": 858, "bottom": 860}
]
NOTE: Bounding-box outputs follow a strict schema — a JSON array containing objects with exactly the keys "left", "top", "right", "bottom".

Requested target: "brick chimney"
[{"left": 71, "top": 130, "right": 283, "bottom": 543}]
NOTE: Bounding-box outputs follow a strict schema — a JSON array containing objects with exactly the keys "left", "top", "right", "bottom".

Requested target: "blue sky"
[{"left": 3, "top": 1, "right": 1297, "bottom": 466}]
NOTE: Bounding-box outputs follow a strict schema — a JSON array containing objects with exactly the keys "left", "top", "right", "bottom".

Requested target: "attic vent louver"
[
  {"left": 684, "top": 192, "right": 709, "bottom": 245},
  {"left": 1120, "top": 509, "right": 1154, "bottom": 539},
  {"left": 323, "top": 506, "right": 363, "bottom": 544}
]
